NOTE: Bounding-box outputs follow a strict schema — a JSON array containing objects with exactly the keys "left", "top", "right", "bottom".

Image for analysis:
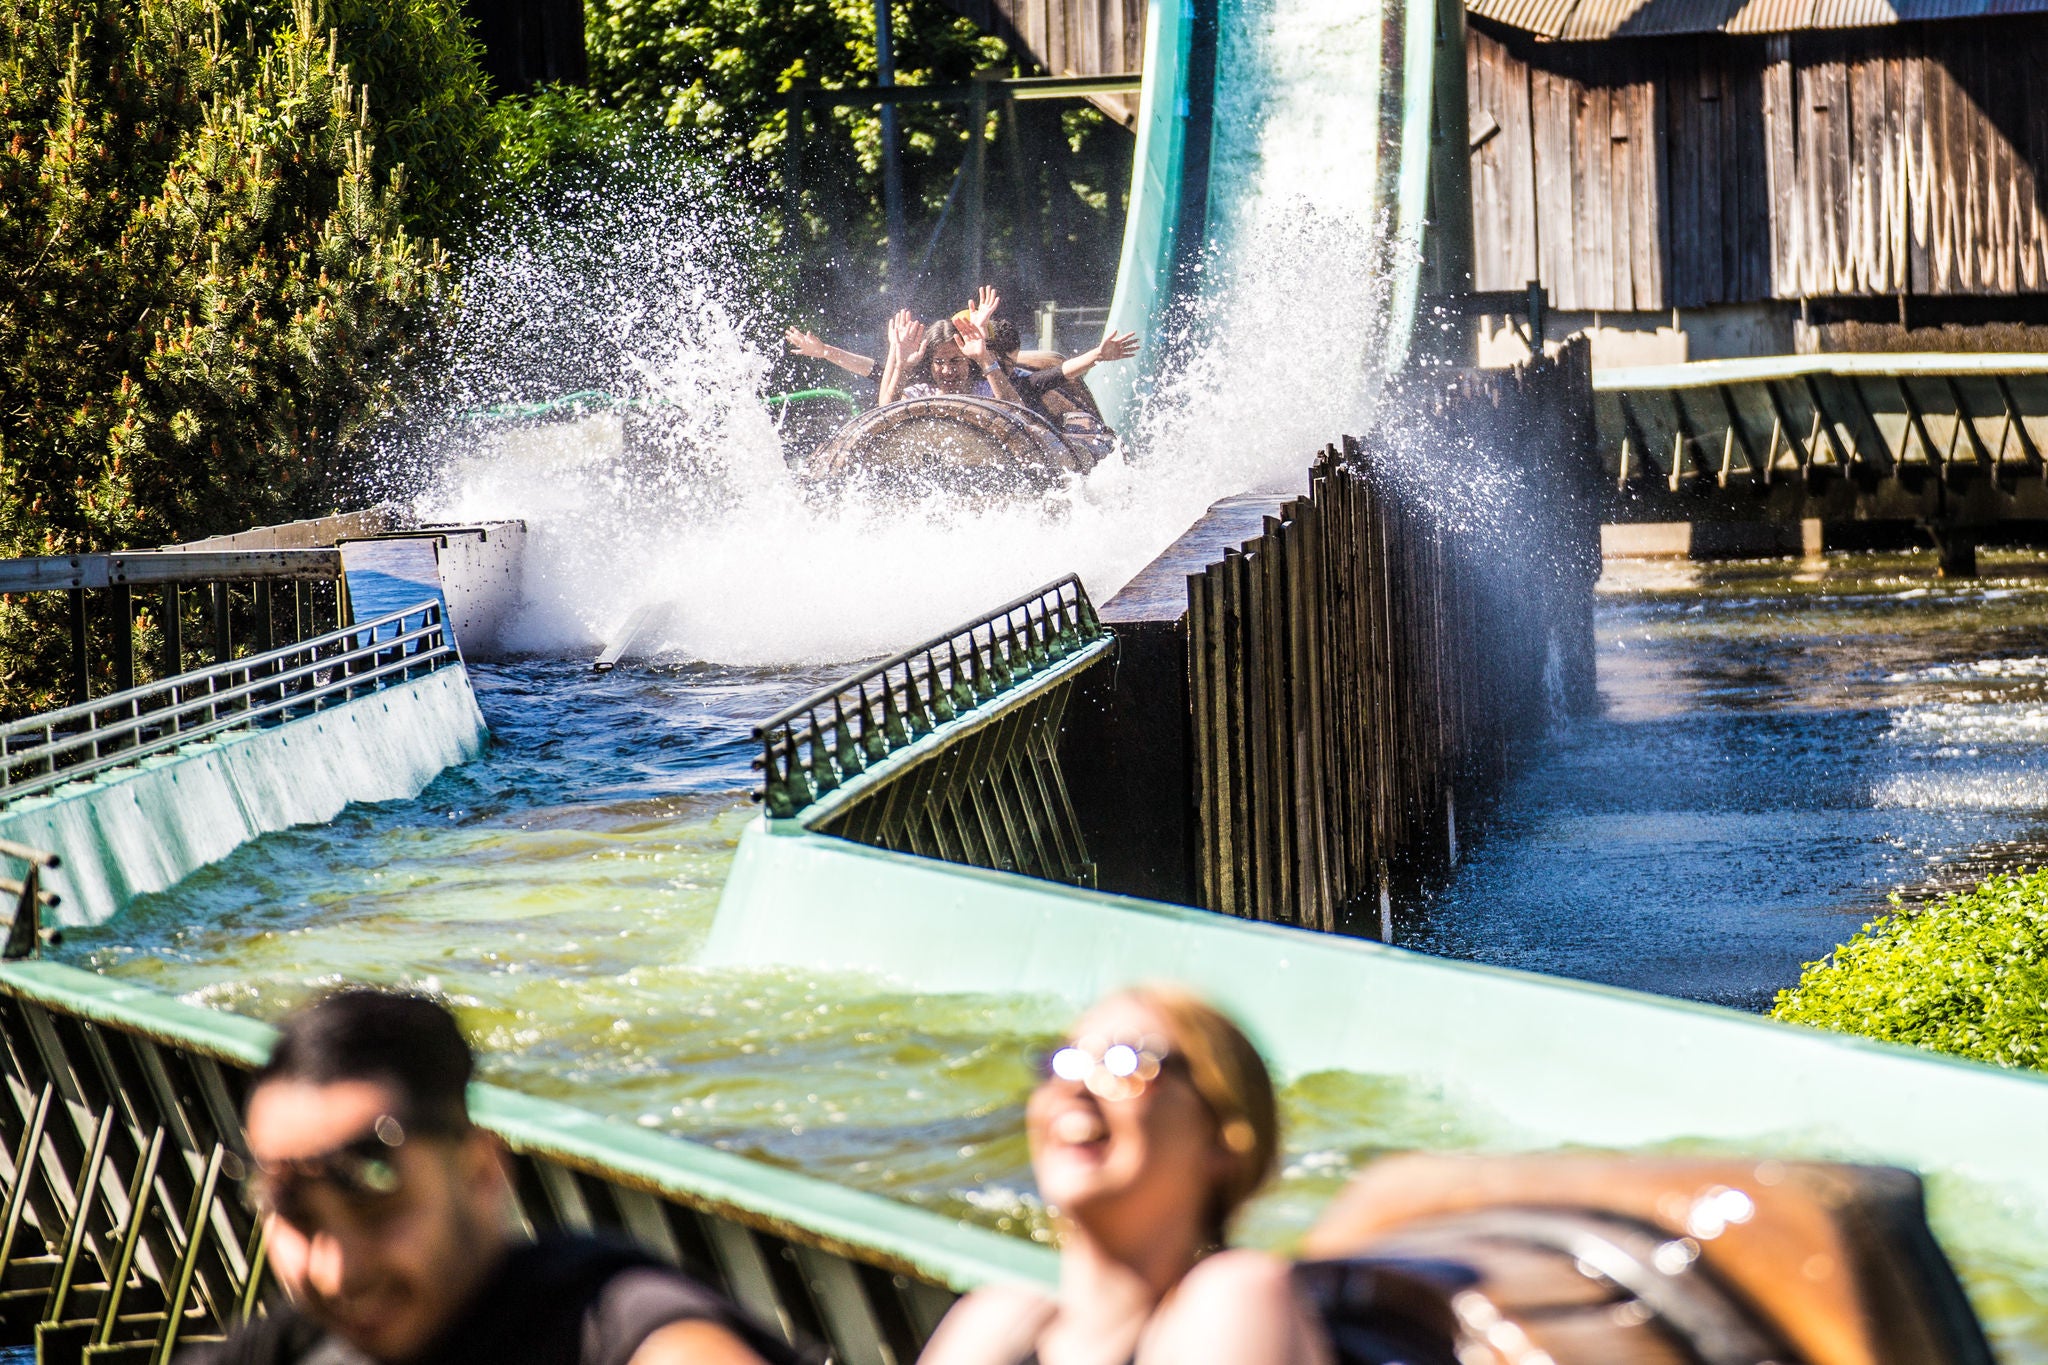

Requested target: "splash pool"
[{"left": 56, "top": 553, "right": 2048, "bottom": 1358}]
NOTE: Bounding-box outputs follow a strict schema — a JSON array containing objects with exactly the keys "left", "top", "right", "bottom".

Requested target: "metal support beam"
[
  {"left": 873, "top": 0, "right": 907, "bottom": 300},
  {"left": 112, "top": 584, "right": 135, "bottom": 694},
  {"left": 210, "top": 584, "right": 231, "bottom": 665},
  {"left": 965, "top": 80, "right": 990, "bottom": 291},
  {"left": 164, "top": 584, "right": 183, "bottom": 679},
  {"left": 67, "top": 589, "right": 87, "bottom": 705}
]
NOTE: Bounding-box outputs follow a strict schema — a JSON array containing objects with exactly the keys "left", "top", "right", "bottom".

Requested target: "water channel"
[{"left": 55, "top": 549, "right": 2048, "bottom": 1359}]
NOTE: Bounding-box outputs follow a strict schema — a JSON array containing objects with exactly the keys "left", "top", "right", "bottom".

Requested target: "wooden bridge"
[{"left": 1596, "top": 354, "right": 2048, "bottom": 570}]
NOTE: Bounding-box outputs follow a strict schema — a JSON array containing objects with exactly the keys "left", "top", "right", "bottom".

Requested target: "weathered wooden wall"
[
  {"left": 936, "top": 0, "right": 1144, "bottom": 122},
  {"left": 1184, "top": 344, "right": 1600, "bottom": 931},
  {"left": 1469, "top": 16, "right": 2048, "bottom": 309}
]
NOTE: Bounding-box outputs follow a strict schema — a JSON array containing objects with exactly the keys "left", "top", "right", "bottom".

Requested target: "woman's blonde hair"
[{"left": 1116, "top": 984, "right": 1280, "bottom": 1240}]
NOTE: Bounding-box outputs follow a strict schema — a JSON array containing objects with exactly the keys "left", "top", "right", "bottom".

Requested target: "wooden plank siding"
[
  {"left": 936, "top": 0, "right": 1146, "bottom": 123},
  {"left": 1468, "top": 14, "right": 2048, "bottom": 309}
]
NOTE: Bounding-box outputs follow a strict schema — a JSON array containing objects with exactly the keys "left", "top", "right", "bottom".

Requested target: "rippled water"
[
  {"left": 59, "top": 554, "right": 2048, "bottom": 1358},
  {"left": 1410, "top": 551, "right": 2048, "bottom": 1010}
]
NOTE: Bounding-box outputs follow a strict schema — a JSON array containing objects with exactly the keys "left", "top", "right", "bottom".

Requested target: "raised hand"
[
  {"left": 970, "top": 285, "right": 1001, "bottom": 329},
  {"left": 1095, "top": 330, "right": 1140, "bottom": 363},
  {"left": 785, "top": 326, "right": 827, "bottom": 358},
  {"left": 887, "top": 309, "right": 924, "bottom": 358},
  {"left": 954, "top": 315, "right": 991, "bottom": 365}
]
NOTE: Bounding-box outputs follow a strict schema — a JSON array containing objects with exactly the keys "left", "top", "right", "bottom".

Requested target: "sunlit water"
[
  {"left": 1409, "top": 552, "right": 2048, "bottom": 1014},
  {"left": 59, "top": 555, "right": 2048, "bottom": 1357}
]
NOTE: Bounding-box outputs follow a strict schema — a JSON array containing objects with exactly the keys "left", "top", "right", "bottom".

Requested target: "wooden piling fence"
[{"left": 1185, "top": 343, "right": 1598, "bottom": 930}]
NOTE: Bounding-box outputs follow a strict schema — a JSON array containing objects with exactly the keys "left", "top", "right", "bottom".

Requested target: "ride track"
[{"left": 5, "top": 1, "right": 2048, "bottom": 1361}]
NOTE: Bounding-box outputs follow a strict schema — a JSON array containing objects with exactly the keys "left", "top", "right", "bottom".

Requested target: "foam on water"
[{"left": 409, "top": 44, "right": 1406, "bottom": 667}]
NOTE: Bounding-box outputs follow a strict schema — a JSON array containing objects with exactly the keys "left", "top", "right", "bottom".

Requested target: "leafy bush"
[
  {"left": 0, "top": 0, "right": 453, "bottom": 713},
  {"left": 245, "top": 0, "right": 499, "bottom": 241},
  {"left": 1772, "top": 870, "right": 2048, "bottom": 1071},
  {"left": 581, "top": 0, "right": 1130, "bottom": 317}
]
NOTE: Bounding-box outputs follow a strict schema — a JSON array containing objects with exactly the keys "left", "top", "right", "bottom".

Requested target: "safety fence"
[
  {"left": 754, "top": 577, "right": 1112, "bottom": 887},
  {"left": 1186, "top": 346, "right": 1600, "bottom": 930},
  {"left": 0, "top": 962, "right": 1044, "bottom": 1365},
  {"left": 0, "top": 551, "right": 353, "bottom": 713},
  {"left": 1595, "top": 356, "right": 2048, "bottom": 545},
  {"left": 0, "top": 603, "right": 455, "bottom": 808}
]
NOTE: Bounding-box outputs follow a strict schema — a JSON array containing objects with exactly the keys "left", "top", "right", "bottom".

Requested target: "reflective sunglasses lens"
[
  {"left": 1102, "top": 1043, "right": 1140, "bottom": 1078},
  {"left": 1049, "top": 1046, "right": 1092, "bottom": 1083}
]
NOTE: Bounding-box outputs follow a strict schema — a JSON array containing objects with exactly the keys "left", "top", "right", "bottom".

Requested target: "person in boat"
[
  {"left": 917, "top": 985, "right": 1333, "bottom": 1365},
  {"left": 784, "top": 326, "right": 876, "bottom": 381},
  {"left": 975, "top": 315, "right": 1136, "bottom": 464},
  {"left": 189, "top": 988, "right": 797, "bottom": 1365}
]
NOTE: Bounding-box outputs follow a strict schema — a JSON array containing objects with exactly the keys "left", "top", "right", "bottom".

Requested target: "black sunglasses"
[{"left": 242, "top": 1114, "right": 436, "bottom": 1223}]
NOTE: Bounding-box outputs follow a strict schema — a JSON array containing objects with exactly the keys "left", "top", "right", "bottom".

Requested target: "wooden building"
[
  {"left": 937, "top": 0, "right": 1146, "bottom": 124},
  {"left": 462, "top": 0, "right": 586, "bottom": 91},
  {"left": 1466, "top": 4, "right": 2048, "bottom": 358}
]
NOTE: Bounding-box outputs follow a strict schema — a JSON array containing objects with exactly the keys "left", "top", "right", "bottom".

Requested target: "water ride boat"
[{"left": 799, "top": 394, "right": 1107, "bottom": 497}]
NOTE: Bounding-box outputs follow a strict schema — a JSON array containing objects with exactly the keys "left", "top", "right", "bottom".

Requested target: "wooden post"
[
  {"left": 112, "top": 584, "right": 135, "bottom": 694},
  {"left": 67, "top": 588, "right": 88, "bottom": 705},
  {"left": 1003, "top": 96, "right": 1039, "bottom": 304}
]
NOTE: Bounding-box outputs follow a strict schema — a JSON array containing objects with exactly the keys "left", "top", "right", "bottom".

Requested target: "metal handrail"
[
  {"left": 0, "top": 602, "right": 456, "bottom": 805},
  {"left": 754, "top": 576, "right": 1105, "bottom": 819},
  {"left": 0, "top": 547, "right": 344, "bottom": 594},
  {"left": 0, "top": 960, "right": 1053, "bottom": 1365}
]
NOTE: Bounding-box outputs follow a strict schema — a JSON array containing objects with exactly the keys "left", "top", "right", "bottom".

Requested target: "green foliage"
[
  {"left": 581, "top": 0, "right": 1131, "bottom": 318},
  {"left": 490, "top": 82, "right": 639, "bottom": 190},
  {"left": 1772, "top": 870, "right": 2048, "bottom": 1071},
  {"left": 0, "top": 0, "right": 451, "bottom": 713},
  {"left": 246, "top": 0, "right": 498, "bottom": 241}
]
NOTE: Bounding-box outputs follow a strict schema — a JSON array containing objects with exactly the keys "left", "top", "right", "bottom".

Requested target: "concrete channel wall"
[
  {"left": 707, "top": 819, "right": 2048, "bottom": 1212},
  {"left": 0, "top": 667, "right": 487, "bottom": 926}
]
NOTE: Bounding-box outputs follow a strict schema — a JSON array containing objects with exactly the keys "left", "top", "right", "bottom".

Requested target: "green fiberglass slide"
[
  {"left": 1091, "top": 0, "right": 1459, "bottom": 429},
  {"left": 708, "top": 815, "right": 2048, "bottom": 1213}
]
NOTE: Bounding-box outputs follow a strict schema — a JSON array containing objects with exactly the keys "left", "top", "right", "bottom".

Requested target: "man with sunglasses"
[{"left": 189, "top": 988, "right": 796, "bottom": 1365}]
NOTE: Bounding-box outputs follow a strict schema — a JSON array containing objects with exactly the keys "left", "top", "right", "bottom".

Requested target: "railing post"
[
  {"left": 163, "top": 584, "right": 183, "bottom": 679},
  {"left": 112, "top": 583, "right": 135, "bottom": 694},
  {"left": 210, "top": 582, "right": 231, "bottom": 664},
  {"left": 67, "top": 588, "right": 88, "bottom": 705},
  {"left": 256, "top": 580, "right": 275, "bottom": 654}
]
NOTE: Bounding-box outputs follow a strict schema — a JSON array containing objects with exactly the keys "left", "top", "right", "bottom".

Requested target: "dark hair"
[
  {"left": 254, "top": 988, "right": 474, "bottom": 1133},
  {"left": 984, "top": 317, "right": 1021, "bottom": 357}
]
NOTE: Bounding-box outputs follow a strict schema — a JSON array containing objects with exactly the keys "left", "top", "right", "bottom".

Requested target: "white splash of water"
[{"left": 415, "top": 49, "right": 1407, "bottom": 666}]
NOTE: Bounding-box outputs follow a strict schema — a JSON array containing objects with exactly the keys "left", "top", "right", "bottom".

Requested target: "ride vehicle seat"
[{"left": 1295, "top": 1154, "right": 1992, "bottom": 1365}]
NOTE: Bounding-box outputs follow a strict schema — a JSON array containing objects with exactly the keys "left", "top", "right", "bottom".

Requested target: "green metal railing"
[
  {"left": 0, "top": 603, "right": 455, "bottom": 808},
  {"left": 457, "top": 388, "right": 862, "bottom": 425},
  {"left": 0, "top": 962, "right": 1053, "bottom": 1365},
  {"left": 753, "top": 577, "right": 1112, "bottom": 885},
  {"left": 1595, "top": 354, "right": 2048, "bottom": 506}
]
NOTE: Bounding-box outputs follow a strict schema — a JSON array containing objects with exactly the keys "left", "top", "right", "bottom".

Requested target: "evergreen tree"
[{"left": 0, "top": 0, "right": 458, "bottom": 714}]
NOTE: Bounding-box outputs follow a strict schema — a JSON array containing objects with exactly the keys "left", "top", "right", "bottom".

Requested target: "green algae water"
[{"left": 56, "top": 555, "right": 2048, "bottom": 1360}]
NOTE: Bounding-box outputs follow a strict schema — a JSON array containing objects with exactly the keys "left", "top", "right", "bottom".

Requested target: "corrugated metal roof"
[{"left": 1470, "top": 0, "right": 2048, "bottom": 36}]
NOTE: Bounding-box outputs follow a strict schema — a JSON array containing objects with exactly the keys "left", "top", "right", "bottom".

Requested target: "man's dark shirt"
[{"left": 183, "top": 1236, "right": 806, "bottom": 1365}]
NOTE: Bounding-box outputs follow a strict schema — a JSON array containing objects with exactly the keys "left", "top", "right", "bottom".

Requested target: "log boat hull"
[{"left": 802, "top": 396, "right": 1103, "bottom": 497}]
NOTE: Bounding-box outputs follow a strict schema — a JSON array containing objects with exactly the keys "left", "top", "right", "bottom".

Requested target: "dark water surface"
[{"left": 1409, "top": 552, "right": 2048, "bottom": 1009}]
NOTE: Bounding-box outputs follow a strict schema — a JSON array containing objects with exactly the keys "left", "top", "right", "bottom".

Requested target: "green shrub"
[
  {"left": 1772, "top": 870, "right": 2048, "bottom": 1071},
  {"left": 0, "top": 0, "right": 452, "bottom": 714},
  {"left": 245, "top": 0, "right": 498, "bottom": 241}
]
